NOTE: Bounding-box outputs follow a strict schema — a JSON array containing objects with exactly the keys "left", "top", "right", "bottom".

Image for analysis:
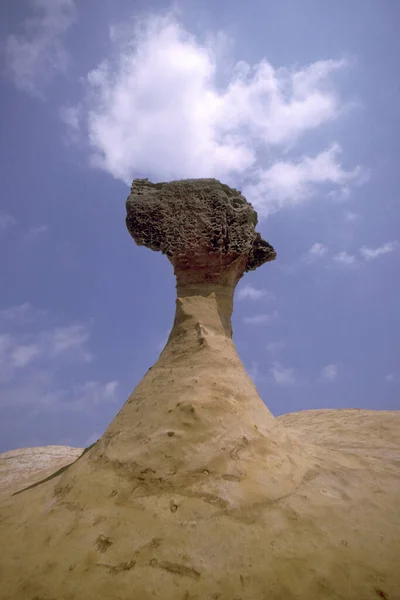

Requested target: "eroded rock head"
[{"left": 126, "top": 178, "right": 276, "bottom": 284}]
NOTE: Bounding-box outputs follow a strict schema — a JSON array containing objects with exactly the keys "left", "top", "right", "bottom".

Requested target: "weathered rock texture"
[
  {"left": 0, "top": 178, "right": 399, "bottom": 600},
  {"left": 0, "top": 446, "right": 83, "bottom": 501},
  {"left": 126, "top": 178, "right": 276, "bottom": 282}
]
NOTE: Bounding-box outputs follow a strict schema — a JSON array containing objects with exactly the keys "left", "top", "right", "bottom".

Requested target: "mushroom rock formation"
[{"left": 0, "top": 179, "right": 399, "bottom": 600}]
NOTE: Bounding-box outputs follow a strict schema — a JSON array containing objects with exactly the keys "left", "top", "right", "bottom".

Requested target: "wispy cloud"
[
  {"left": 0, "top": 303, "right": 116, "bottom": 413},
  {"left": 0, "top": 303, "right": 47, "bottom": 324},
  {"left": 65, "top": 13, "right": 364, "bottom": 216},
  {"left": 0, "top": 371, "right": 118, "bottom": 411},
  {"left": 5, "top": 0, "right": 76, "bottom": 98},
  {"left": 327, "top": 186, "right": 351, "bottom": 202},
  {"left": 0, "top": 212, "right": 16, "bottom": 232},
  {"left": 385, "top": 373, "right": 398, "bottom": 383},
  {"left": 70, "top": 380, "right": 118, "bottom": 408},
  {"left": 45, "top": 324, "right": 92, "bottom": 360},
  {"left": 26, "top": 224, "right": 48, "bottom": 238},
  {"left": 269, "top": 362, "right": 297, "bottom": 386},
  {"left": 243, "top": 310, "right": 278, "bottom": 325},
  {"left": 332, "top": 241, "right": 398, "bottom": 267},
  {"left": 332, "top": 251, "right": 357, "bottom": 266},
  {"left": 305, "top": 242, "right": 328, "bottom": 262},
  {"left": 60, "top": 105, "right": 80, "bottom": 130},
  {"left": 10, "top": 344, "right": 41, "bottom": 368},
  {"left": 344, "top": 210, "right": 358, "bottom": 222},
  {"left": 320, "top": 363, "right": 338, "bottom": 382},
  {"left": 60, "top": 105, "right": 82, "bottom": 144},
  {"left": 19, "top": 225, "right": 49, "bottom": 249},
  {"left": 0, "top": 369, "right": 64, "bottom": 409},
  {"left": 244, "top": 144, "right": 365, "bottom": 217},
  {"left": 0, "top": 310, "right": 93, "bottom": 383},
  {"left": 359, "top": 241, "right": 399, "bottom": 261},
  {"left": 236, "top": 283, "right": 273, "bottom": 300}
]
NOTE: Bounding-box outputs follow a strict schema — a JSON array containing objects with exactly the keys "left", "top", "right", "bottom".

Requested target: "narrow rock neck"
[
  {"left": 165, "top": 261, "right": 246, "bottom": 346},
  {"left": 171, "top": 281, "right": 235, "bottom": 341}
]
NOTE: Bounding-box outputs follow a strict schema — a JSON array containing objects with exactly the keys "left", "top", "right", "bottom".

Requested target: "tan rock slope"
[{"left": 0, "top": 178, "right": 399, "bottom": 600}]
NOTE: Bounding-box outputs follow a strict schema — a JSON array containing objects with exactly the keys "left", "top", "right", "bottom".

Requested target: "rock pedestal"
[{"left": 0, "top": 179, "right": 399, "bottom": 600}]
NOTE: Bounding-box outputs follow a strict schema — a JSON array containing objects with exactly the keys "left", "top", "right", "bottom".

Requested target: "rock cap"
[{"left": 126, "top": 178, "right": 276, "bottom": 281}]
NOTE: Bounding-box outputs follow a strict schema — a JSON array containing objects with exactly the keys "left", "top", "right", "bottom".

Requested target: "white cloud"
[
  {"left": 64, "top": 13, "right": 364, "bottom": 215},
  {"left": 218, "top": 58, "right": 346, "bottom": 146},
  {"left": 243, "top": 310, "right": 278, "bottom": 325},
  {"left": 359, "top": 241, "right": 399, "bottom": 261},
  {"left": 265, "top": 341, "right": 286, "bottom": 354},
  {"left": 269, "top": 362, "right": 297, "bottom": 386},
  {"left": 0, "top": 212, "right": 16, "bottom": 232},
  {"left": 83, "top": 14, "right": 252, "bottom": 183},
  {"left": 244, "top": 144, "right": 365, "bottom": 217},
  {"left": 332, "top": 251, "right": 357, "bottom": 266},
  {"left": 320, "top": 363, "right": 338, "bottom": 382},
  {"left": 5, "top": 0, "right": 76, "bottom": 98},
  {"left": 306, "top": 242, "right": 328, "bottom": 261},
  {"left": 236, "top": 283, "right": 273, "bottom": 300},
  {"left": 309, "top": 242, "right": 328, "bottom": 257},
  {"left": 332, "top": 242, "right": 398, "bottom": 268}
]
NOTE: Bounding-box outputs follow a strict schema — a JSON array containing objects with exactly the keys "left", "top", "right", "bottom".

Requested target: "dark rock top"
[{"left": 126, "top": 178, "right": 276, "bottom": 277}]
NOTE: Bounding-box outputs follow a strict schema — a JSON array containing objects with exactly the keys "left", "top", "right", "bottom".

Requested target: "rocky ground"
[
  {"left": 2, "top": 408, "right": 398, "bottom": 501},
  {"left": 0, "top": 445, "right": 83, "bottom": 500}
]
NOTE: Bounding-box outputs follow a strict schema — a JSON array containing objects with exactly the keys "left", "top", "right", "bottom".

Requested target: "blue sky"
[{"left": 0, "top": 0, "right": 399, "bottom": 453}]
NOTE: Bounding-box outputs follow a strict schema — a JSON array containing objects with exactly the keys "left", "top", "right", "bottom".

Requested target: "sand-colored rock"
[
  {"left": 278, "top": 409, "right": 400, "bottom": 464},
  {"left": 0, "top": 179, "right": 399, "bottom": 600},
  {"left": 0, "top": 445, "right": 83, "bottom": 500}
]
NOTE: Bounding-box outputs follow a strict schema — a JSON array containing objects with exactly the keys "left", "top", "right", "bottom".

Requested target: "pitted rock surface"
[{"left": 126, "top": 178, "right": 276, "bottom": 277}]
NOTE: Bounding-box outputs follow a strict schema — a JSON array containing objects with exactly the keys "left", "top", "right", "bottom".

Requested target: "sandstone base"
[{"left": 0, "top": 407, "right": 399, "bottom": 600}]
